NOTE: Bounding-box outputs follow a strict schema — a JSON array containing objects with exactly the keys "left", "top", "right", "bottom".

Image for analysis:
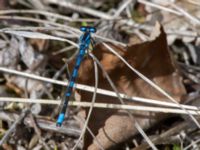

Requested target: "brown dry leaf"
[
  {"left": 2, "top": 143, "right": 13, "bottom": 150},
  {"left": 0, "top": 0, "right": 9, "bottom": 10},
  {"left": 29, "top": 39, "right": 48, "bottom": 52},
  {"left": 77, "top": 23, "right": 186, "bottom": 150}
]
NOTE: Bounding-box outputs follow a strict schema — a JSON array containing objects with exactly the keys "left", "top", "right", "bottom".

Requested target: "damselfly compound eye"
[
  {"left": 89, "top": 27, "right": 96, "bottom": 33},
  {"left": 80, "top": 26, "right": 87, "bottom": 32}
]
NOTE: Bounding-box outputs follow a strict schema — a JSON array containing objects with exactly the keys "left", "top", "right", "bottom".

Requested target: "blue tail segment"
[
  {"left": 56, "top": 113, "right": 65, "bottom": 127},
  {"left": 56, "top": 26, "right": 96, "bottom": 127}
]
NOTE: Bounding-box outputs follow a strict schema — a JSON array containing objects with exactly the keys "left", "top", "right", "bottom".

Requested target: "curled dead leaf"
[{"left": 76, "top": 23, "right": 186, "bottom": 149}]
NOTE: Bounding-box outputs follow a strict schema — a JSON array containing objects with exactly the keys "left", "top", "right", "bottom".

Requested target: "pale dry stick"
[
  {"left": 16, "top": 0, "right": 32, "bottom": 8},
  {"left": 186, "top": 0, "right": 200, "bottom": 6},
  {"left": 0, "top": 26, "right": 66, "bottom": 32},
  {"left": 103, "top": 43, "right": 200, "bottom": 128},
  {"left": 138, "top": 0, "right": 200, "bottom": 26},
  {"left": 0, "top": 9, "right": 72, "bottom": 21},
  {"left": 52, "top": 45, "right": 75, "bottom": 55},
  {"left": 113, "top": 0, "right": 134, "bottom": 18},
  {"left": 133, "top": 29, "right": 149, "bottom": 41},
  {"left": 0, "top": 33, "right": 9, "bottom": 42},
  {"left": 94, "top": 35, "right": 126, "bottom": 47},
  {"left": 28, "top": 0, "right": 46, "bottom": 10},
  {"left": 1, "top": 30, "right": 78, "bottom": 47},
  {"left": 2, "top": 97, "right": 200, "bottom": 115},
  {"left": 167, "top": 29, "right": 198, "bottom": 38},
  {"left": 171, "top": 3, "right": 200, "bottom": 25},
  {"left": 123, "top": 23, "right": 200, "bottom": 38},
  {"left": 134, "top": 122, "right": 157, "bottom": 150},
  {"left": 122, "top": 18, "right": 199, "bottom": 38},
  {"left": 0, "top": 26, "right": 80, "bottom": 41},
  {"left": 53, "top": 30, "right": 77, "bottom": 39},
  {"left": 35, "top": 119, "right": 80, "bottom": 137},
  {"left": 72, "top": 59, "right": 101, "bottom": 150},
  {"left": 126, "top": 6, "right": 132, "bottom": 19},
  {"left": 0, "top": 18, "right": 79, "bottom": 47},
  {"left": 43, "top": 0, "right": 113, "bottom": 20},
  {"left": 0, "top": 8, "right": 142, "bottom": 23},
  {"left": 90, "top": 54, "right": 158, "bottom": 150},
  {"left": 0, "top": 15, "right": 80, "bottom": 36},
  {"left": 119, "top": 20, "right": 200, "bottom": 38},
  {"left": 0, "top": 9, "right": 98, "bottom": 22},
  {"left": 96, "top": 24, "right": 113, "bottom": 34},
  {"left": 0, "top": 67, "right": 200, "bottom": 111}
]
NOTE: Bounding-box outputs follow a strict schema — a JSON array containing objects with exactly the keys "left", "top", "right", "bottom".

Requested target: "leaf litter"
[{"left": 0, "top": 0, "right": 200, "bottom": 150}]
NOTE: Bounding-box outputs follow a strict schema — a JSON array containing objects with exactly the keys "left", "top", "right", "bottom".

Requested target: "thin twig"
[
  {"left": 1, "top": 97, "right": 200, "bottom": 115},
  {"left": 113, "top": 0, "right": 134, "bottom": 18},
  {"left": 43, "top": 0, "right": 113, "bottom": 19},
  {"left": 0, "top": 15, "right": 79, "bottom": 34},
  {"left": 0, "top": 9, "right": 72, "bottom": 21},
  {"left": 134, "top": 120, "right": 190, "bottom": 150},
  {"left": 52, "top": 45, "right": 75, "bottom": 55},
  {"left": 138, "top": 0, "right": 200, "bottom": 26},
  {"left": 0, "top": 30, "right": 78, "bottom": 46},
  {"left": 72, "top": 58, "right": 102, "bottom": 150},
  {"left": 184, "top": 0, "right": 200, "bottom": 6}
]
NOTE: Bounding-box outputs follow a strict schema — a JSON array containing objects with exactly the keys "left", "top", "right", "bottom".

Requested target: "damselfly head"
[{"left": 80, "top": 26, "right": 96, "bottom": 33}]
